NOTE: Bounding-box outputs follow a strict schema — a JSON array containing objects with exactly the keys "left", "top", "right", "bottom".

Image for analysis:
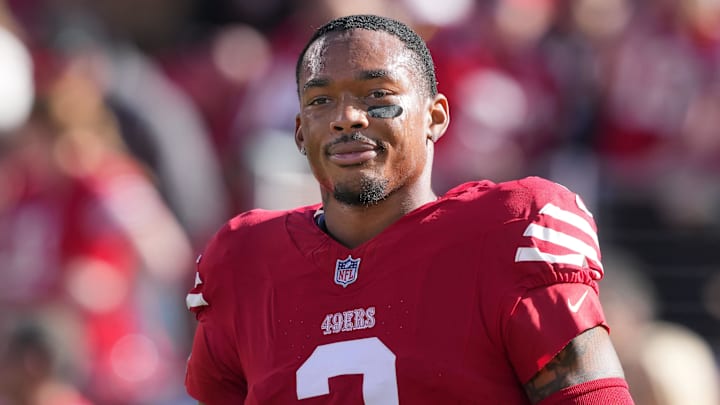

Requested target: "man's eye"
[
  {"left": 369, "top": 90, "right": 391, "bottom": 99},
  {"left": 308, "top": 97, "right": 330, "bottom": 105}
]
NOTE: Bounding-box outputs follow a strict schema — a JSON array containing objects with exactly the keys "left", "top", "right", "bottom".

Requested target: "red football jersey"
[{"left": 185, "top": 177, "right": 607, "bottom": 404}]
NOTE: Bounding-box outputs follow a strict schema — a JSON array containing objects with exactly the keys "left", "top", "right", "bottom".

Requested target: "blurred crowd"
[{"left": 0, "top": 0, "right": 718, "bottom": 404}]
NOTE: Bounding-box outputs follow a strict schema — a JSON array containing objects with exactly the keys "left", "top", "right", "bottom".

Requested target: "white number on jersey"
[{"left": 296, "top": 337, "right": 398, "bottom": 404}]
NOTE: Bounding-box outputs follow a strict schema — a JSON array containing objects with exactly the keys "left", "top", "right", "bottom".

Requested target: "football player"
[{"left": 185, "top": 14, "right": 634, "bottom": 404}]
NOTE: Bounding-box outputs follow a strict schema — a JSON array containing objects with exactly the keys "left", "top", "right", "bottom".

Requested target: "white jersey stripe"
[
  {"left": 515, "top": 247, "right": 587, "bottom": 268},
  {"left": 523, "top": 223, "right": 600, "bottom": 264},
  {"left": 515, "top": 246, "right": 604, "bottom": 278},
  {"left": 538, "top": 203, "right": 599, "bottom": 246},
  {"left": 186, "top": 293, "right": 209, "bottom": 309},
  {"left": 575, "top": 195, "right": 593, "bottom": 218}
]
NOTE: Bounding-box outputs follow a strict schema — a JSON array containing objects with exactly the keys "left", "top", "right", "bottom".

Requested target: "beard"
[{"left": 333, "top": 175, "right": 390, "bottom": 207}]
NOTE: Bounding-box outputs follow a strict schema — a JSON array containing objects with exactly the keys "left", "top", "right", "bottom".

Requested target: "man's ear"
[
  {"left": 427, "top": 94, "right": 449, "bottom": 143},
  {"left": 295, "top": 114, "right": 304, "bottom": 153}
]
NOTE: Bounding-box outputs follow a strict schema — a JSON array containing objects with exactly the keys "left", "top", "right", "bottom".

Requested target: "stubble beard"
[{"left": 333, "top": 175, "right": 390, "bottom": 207}]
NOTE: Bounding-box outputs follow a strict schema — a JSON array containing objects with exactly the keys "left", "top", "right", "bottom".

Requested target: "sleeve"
[
  {"left": 184, "top": 228, "right": 247, "bottom": 404},
  {"left": 186, "top": 320, "right": 247, "bottom": 404},
  {"left": 505, "top": 283, "right": 607, "bottom": 383},
  {"left": 537, "top": 377, "right": 634, "bottom": 404},
  {"left": 490, "top": 178, "right": 609, "bottom": 383},
  {"left": 511, "top": 178, "right": 604, "bottom": 282}
]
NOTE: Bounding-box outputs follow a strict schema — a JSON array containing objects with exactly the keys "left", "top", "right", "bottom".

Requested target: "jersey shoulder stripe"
[
  {"left": 508, "top": 178, "right": 603, "bottom": 280},
  {"left": 538, "top": 203, "right": 599, "bottom": 246}
]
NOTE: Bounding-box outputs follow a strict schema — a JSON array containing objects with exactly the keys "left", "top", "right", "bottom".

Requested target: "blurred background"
[{"left": 0, "top": 0, "right": 718, "bottom": 404}]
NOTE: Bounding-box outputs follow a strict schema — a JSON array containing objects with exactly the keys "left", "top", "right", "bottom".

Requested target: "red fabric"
[
  {"left": 186, "top": 317, "right": 247, "bottom": 404},
  {"left": 538, "top": 377, "right": 634, "bottom": 405},
  {"left": 506, "top": 283, "right": 608, "bottom": 383},
  {"left": 185, "top": 177, "right": 609, "bottom": 404}
]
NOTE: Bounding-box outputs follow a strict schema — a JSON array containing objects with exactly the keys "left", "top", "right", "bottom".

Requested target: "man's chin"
[{"left": 333, "top": 177, "right": 389, "bottom": 207}]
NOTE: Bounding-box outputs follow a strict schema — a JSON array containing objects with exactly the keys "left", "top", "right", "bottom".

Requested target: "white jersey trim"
[
  {"left": 515, "top": 247, "right": 603, "bottom": 280},
  {"left": 186, "top": 293, "right": 209, "bottom": 309},
  {"left": 538, "top": 203, "right": 599, "bottom": 246},
  {"left": 523, "top": 223, "right": 601, "bottom": 265}
]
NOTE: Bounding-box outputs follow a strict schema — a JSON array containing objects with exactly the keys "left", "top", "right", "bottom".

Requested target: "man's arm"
[{"left": 524, "top": 326, "right": 633, "bottom": 404}]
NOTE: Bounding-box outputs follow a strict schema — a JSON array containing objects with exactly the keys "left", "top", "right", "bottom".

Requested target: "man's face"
[{"left": 296, "top": 29, "right": 433, "bottom": 206}]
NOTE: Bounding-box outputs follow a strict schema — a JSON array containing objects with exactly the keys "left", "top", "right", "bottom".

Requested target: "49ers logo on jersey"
[
  {"left": 334, "top": 255, "right": 361, "bottom": 287},
  {"left": 321, "top": 306, "right": 376, "bottom": 335}
]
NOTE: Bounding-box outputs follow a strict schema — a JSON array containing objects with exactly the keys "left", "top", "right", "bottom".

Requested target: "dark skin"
[
  {"left": 294, "top": 29, "right": 448, "bottom": 249},
  {"left": 524, "top": 326, "right": 625, "bottom": 402},
  {"left": 199, "top": 28, "right": 626, "bottom": 404}
]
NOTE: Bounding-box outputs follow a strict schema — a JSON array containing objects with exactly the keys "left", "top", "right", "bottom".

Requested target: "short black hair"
[{"left": 295, "top": 14, "right": 438, "bottom": 97}]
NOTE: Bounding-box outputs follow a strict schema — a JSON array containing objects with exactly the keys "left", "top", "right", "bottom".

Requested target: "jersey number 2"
[{"left": 296, "top": 337, "right": 399, "bottom": 404}]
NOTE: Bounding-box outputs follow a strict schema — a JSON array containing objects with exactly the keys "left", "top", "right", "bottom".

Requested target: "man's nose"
[{"left": 330, "top": 100, "right": 369, "bottom": 132}]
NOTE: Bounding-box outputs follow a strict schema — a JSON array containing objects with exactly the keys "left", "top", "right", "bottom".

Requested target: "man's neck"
[{"left": 320, "top": 187, "right": 437, "bottom": 249}]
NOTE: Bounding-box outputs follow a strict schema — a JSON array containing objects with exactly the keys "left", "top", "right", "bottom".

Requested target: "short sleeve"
[
  {"left": 482, "top": 178, "right": 609, "bottom": 383},
  {"left": 505, "top": 283, "right": 608, "bottom": 383},
  {"left": 186, "top": 319, "right": 248, "bottom": 403},
  {"left": 512, "top": 177, "right": 604, "bottom": 283},
  {"left": 184, "top": 227, "right": 247, "bottom": 403}
]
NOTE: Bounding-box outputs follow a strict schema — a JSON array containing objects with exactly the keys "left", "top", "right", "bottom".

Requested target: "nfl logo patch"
[{"left": 334, "top": 255, "right": 361, "bottom": 287}]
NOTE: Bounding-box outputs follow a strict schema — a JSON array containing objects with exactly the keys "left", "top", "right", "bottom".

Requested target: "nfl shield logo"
[{"left": 334, "top": 255, "right": 361, "bottom": 287}]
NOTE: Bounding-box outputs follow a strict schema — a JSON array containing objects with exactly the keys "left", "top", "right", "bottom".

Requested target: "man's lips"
[{"left": 327, "top": 141, "right": 379, "bottom": 165}]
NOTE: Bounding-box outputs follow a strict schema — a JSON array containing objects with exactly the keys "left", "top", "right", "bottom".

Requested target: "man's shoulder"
[
  {"left": 199, "top": 204, "right": 319, "bottom": 265},
  {"left": 444, "top": 176, "right": 583, "bottom": 222},
  {"left": 214, "top": 204, "right": 319, "bottom": 241},
  {"left": 189, "top": 205, "right": 319, "bottom": 302}
]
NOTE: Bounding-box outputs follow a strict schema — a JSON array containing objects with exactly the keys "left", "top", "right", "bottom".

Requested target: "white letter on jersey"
[
  {"left": 321, "top": 306, "right": 376, "bottom": 335},
  {"left": 296, "top": 337, "right": 398, "bottom": 405}
]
